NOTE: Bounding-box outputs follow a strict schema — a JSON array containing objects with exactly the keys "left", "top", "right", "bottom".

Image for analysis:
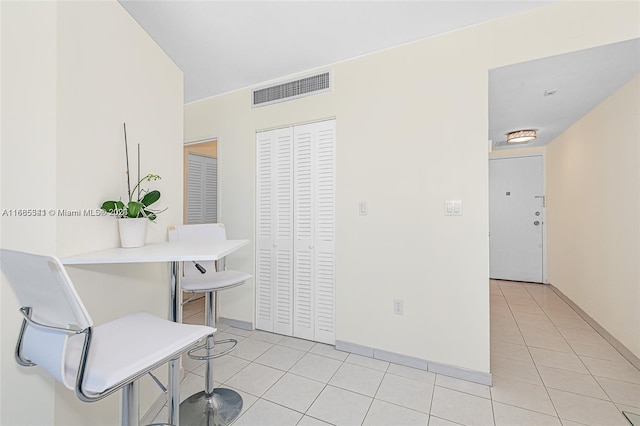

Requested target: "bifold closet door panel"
[
  {"left": 256, "top": 120, "right": 335, "bottom": 344},
  {"left": 293, "top": 120, "right": 336, "bottom": 344},
  {"left": 312, "top": 120, "right": 336, "bottom": 345},
  {"left": 255, "top": 128, "right": 294, "bottom": 335},
  {"left": 293, "top": 124, "right": 315, "bottom": 341}
]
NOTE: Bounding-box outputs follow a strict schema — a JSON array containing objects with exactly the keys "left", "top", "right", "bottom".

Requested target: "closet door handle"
[
  {"left": 309, "top": 245, "right": 314, "bottom": 250},
  {"left": 273, "top": 243, "right": 278, "bottom": 248}
]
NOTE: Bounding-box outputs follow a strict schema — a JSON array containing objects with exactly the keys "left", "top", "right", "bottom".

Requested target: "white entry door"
[{"left": 489, "top": 155, "right": 545, "bottom": 283}]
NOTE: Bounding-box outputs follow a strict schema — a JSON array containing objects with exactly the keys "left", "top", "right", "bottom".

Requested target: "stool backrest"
[
  {"left": 168, "top": 223, "right": 227, "bottom": 277},
  {"left": 0, "top": 249, "right": 93, "bottom": 389}
]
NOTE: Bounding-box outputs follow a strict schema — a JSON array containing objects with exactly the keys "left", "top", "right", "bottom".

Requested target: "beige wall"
[
  {"left": 185, "top": 2, "right": 640, "bottom": 375},
  {"left": 1, "top": 2, "right": 59, "bottom": 424},
  {"left": 0, "top": 4, "right": 3, "bottom": 421},
  {"left": 1, "top": 1, "right": 183, "bottom": 425},
  {"left": 547, "top": 75, "right": 640, "bottom": 358}
]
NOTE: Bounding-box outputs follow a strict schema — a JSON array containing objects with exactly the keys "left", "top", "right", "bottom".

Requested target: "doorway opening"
[
  {"left": 182, "top": 139, "right": 218, "bottom": 305},
  {"left": 183, "top": 140, "right": 218, "bottom": 224}
]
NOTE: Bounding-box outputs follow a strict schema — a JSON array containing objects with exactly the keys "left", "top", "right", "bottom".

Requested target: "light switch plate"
[
  {"left": 444, "top": 200, "right": 463, "bottom": 216},
  {"left": 359, "top": 201, "right": 368, "bottom": 216}
]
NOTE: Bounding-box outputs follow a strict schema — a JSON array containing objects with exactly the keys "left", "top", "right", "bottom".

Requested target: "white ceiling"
[
  {"left": 489, "top": 38, "right": 640, "bottom": 150},
  {"left": 119, "top": 1, "right": 639, "bottom": 150},
  {"left": 119, "top": 0, "right": 553, "bottom": 103}
]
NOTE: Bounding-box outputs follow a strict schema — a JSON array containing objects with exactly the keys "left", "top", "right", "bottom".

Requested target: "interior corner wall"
[
  {"left": 0, "top": 3, "right": 3, "bottom": 421},
  {"left": 1, "top": 1, "right": 184, "bottom": 425},
  {"left": 546, "top": 75, "right": 640, "bottom": 358},
  {"left": 1, "top": 2, "right": 59, "bottom": 425},
  {"left": 184, "top": 2, "right": 639, "bottom": 376}
]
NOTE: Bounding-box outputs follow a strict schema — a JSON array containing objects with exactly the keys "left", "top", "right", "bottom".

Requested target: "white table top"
[{"left": 60, "top": 240, "right": 249, "bottom": 265}]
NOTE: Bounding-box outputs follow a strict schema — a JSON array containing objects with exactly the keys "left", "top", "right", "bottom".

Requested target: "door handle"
[
  {"left": 534, "top": 221, "right": 540, "bottom": 226},
  {"left": 534, "top": 195, "right": 546, "bottom": 207}
]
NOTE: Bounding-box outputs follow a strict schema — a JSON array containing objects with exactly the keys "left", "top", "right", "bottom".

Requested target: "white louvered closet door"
[
  {"left": 292, "top": 120, "right": 336, "bottom": 344},
  {"left": 311, "top": 120, "right": 336, "bottom": 344},
  {"left": 255, "top": 131, "right": 274, "bottom": 332},
  {"left": 293, "top": 124, "right": 315, "bottom": 341},
  {"left": 255, "top": 127, "right": 294, "bottom": 335},
  {"left": 256, "top": 120, "right": 335, "bottom": 345}
]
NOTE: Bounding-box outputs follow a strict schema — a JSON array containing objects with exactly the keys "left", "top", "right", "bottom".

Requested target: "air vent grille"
[{"left": 253, "top": 72, "right": 331, "bottom": 107}]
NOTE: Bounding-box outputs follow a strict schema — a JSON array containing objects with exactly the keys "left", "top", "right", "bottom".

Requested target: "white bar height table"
[{"left": 61, "top": 239, "right": 249, "bottom": 426}]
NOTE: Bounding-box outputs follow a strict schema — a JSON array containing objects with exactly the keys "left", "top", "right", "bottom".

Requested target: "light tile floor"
[{"left": 154, "top": 281, "right": 640, "bottom": 425}]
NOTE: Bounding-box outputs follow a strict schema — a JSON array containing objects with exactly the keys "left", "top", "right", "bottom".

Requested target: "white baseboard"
[
  {"left": 550, "top": 284, "right": 640, "bottom": 371},
  {"left": 219, "top": 317, "right": 254, "bottom": 331},
  {"left": 335, "top": 340, "right": 492, "bottom": 386}
]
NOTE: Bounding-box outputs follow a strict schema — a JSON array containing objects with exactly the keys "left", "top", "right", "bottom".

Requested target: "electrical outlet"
[{"left": 393, "top": 299, "right": 404, "bottom": 315}]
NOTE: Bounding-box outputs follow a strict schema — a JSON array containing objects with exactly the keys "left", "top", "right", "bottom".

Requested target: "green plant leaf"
[
  {"left": 101, "top": 200, "right": 117, "bottom": 212},
  {"left": 101, "top": 200, "right": 126, "bottom": 217},
  {"left": 127, "top": 201, "right": 144, "bottom": 218},
  {"left": 143, "top": 210, "right": 157, "bottom": 221},
  {"left": 101, "top": 172, "right": 164, "bottom": 220},
  {"left": 140, "top": 190, "right": 160, "bottom": 207}
]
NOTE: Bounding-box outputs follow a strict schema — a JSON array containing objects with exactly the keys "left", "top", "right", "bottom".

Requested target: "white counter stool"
[
  {"left": 168, "top": 224, "right": 252, "bottom": 426},
  {"left": 0, "top": 249, "right": 215, "bottom": 426}
]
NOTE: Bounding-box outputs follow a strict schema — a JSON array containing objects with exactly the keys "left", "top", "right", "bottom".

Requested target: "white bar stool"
[
  {"left": 0, "top": 249, "right": 216, "bottom": 426},
  {"left": 168, "top": 224, "right": 252, "bottom": 426}
]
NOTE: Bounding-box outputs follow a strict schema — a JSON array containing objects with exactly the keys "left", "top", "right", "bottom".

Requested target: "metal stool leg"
[
  {"left": 180, "top": 292, "right": 243, "bottom": 426},
  {"left": 121, "top": 381, "right": 139, "bottom": 426}
]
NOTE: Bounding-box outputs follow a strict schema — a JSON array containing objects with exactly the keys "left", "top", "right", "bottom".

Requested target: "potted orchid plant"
[
  {"left": 100, "top": 173, "right": 164, "bottom": 221},
  {"left": 100, "top": 123, "right": 166, "bottom": 247}
]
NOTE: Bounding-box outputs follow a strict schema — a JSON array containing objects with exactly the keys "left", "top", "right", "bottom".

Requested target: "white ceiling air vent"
[{"left": 252, "top": 71, "right": 331, "bottom": 107}]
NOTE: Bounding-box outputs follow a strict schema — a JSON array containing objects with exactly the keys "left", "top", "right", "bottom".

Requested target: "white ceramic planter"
[{"left": 118, "top": 218, "right": 148, "bottom": 248}]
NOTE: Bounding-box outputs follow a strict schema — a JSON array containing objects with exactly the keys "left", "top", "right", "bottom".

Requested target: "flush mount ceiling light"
[{"left": 507, "top": 129, "right": 537, "bottom": 144}]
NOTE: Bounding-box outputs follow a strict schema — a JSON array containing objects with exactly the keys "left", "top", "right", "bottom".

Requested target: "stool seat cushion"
[
  {"left": 181, "top": 270, "right": 252, "bottom": 293},
  {"left": 55, "top": 312, "right": 213, "bottom": 395}
]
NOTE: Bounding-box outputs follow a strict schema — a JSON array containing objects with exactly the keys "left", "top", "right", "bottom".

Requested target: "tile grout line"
[
  {"left": 549, "top": 285, "right": 640, "bottom": 372},
  {"left": 427, "top": 369, "right": 438, "bottom": 425},
  {"left": 521, "top": 282, "right": 575, "bottom": 421},
  {"left": 172, "top": 283, "right": 633, "bottom": 425},
  {"left": 188, "top": 281, "right": 634, "bottom": 425},
  {"left": 520, "top": 282, "right": 636, "bottom": 424},
  {"left": 179, "top": 302, "right": 366, "bottom": 425},
  {"left": 522, "top": 283, "right": 623, "bottom": 410},
  {"left": 489, "top": 279, "right": 503, "bottom": 426},
  {"left": 229, "top": 337, "right": 320, "bottom": 407},
  {"left": 291, "top": 349, "right": 344, "bottom": 424},
  {"left": 357, "top": 363, "right": 388, "bottom": 425},
  {"left": 498, "top": 280, "right": 562, "bottom": 422}
]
